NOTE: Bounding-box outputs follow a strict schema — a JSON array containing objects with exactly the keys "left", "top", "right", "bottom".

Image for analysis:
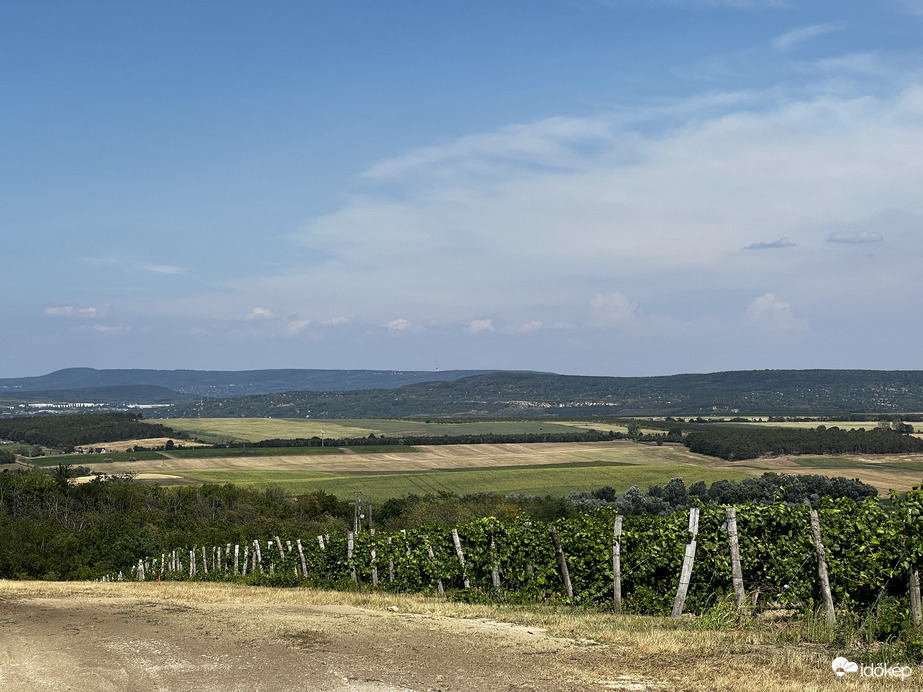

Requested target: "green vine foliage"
[{"left": 142, "top": 487, "right": 923, "bottom": 623}]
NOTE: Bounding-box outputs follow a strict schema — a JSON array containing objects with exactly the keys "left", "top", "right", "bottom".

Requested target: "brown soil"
[{"left": 0, "top": 582, "right": 642, "bottom": 692}]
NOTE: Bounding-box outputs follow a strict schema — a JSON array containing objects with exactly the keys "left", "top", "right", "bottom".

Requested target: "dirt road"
[{"left": 0, "top": 582, "right": 637, "bottom": 692}]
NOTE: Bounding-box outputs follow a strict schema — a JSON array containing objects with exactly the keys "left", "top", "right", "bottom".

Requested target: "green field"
[
  {"left": 794, "top": 456, "right": 923, "bottom": 472},
  {"left": 173, "top": 461, "right": 753, "bottom": 501},
  {"left": 154, "top": 418, "right": 596, "bottom": 443}
]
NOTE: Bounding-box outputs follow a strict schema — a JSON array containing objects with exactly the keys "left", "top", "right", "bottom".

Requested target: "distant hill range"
[
  {"left": 159, "top": 369, "right": 923, "bottom": 418},
  {"left": 3, "top": 368, "right": 923, "bottom": 418},
  {"left": 0, "top": 368, "right": 498, "bottom": 403}
]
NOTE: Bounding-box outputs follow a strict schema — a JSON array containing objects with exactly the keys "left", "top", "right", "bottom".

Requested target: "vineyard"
[{"left": 130, "top": 486, "right": 923, "bottom": 630}]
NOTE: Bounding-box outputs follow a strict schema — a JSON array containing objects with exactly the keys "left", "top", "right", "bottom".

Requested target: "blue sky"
[{"left": 3, "top": 0, "right": 923, "bottom": 377}]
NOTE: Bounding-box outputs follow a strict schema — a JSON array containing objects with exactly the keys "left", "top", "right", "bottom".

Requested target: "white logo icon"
[{"left": 832, "top": 657, "right": 859, "bottom": 677}]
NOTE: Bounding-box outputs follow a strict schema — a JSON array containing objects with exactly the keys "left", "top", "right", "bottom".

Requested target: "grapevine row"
[{"left": 128, "top": 489, "right": 923, "bottom": 618}]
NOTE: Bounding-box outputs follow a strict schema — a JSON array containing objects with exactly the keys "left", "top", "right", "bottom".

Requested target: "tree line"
[{"left": 0, "top": 413, "right": 182, "bottom": 452}]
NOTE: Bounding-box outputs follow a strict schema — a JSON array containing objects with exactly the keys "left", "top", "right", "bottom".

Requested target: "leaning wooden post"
[
  {"left": 909, "top": 566, "right": 922, "bottom": 628},
  {"left": 253, "top": 539, "right": 263, "bottom": 574},
  {"left": 489, "top": 534, "right": 501, "bottom": 589},
  {"left": 809, "top": 509, "right": 836, "bottom": 628},
  {"left": 548, "top": 525, "right": 573, "bottom": 599},
  {"left": 347, "top": 531, "right": 358, "bottom": 583},
  {"left": 726, "top": 507, "right": 747, "bottom": 611},
  {"left": 387, "top": 536, "right": 395, "bottom": 583},
  {"left": 523, "top": 522, "right": 534, "bottom": 579},
  {"left": 451, "top": 529, "right": 470, "bottom": 588},
  {"left": 296, "top": 539, "right": 308, "bottom": 578},
  {"left": 612, "top": 515, "right": 623, "bottom": 614},
  {"left": 370, "top": 529, "right": 379, "bottom": 587},
  {"left": 423, "top": 535, "right": 444, "bottom": 595},
  {"left": 671, "top": 507, "right": 700, "bottom": 618}
]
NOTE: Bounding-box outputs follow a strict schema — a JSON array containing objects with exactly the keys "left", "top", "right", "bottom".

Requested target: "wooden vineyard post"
[
  {"left": 348, "top": 532, "right": 357, "bottom": 583},
  {"left": 160, "top": 553, "right": 165, "bottom": 578},
  {"left": 387, "top": 536, "right": 395, "bottom": 583},
  {"left": 725, "top": 507, "right": 747, "bottom": 611},
  {"left": 548, "top": 525, "right": 573, "bottom": 599},
  {"left": 524, "top": 522, "right": 534, "bottom": 579},
  {"left": 451, "top": 529, "right": 470, "bottom": 588},
  {"left": 423, "top": 535, "right": 444, "bottom": 595},
  {"left": 671, "top": 507, "right": 700, "bottom": 618},
  {"left": 136, "top": 559, "right": 145, "bottom": 581},
  {"left": 253, "top": 539, "right": 263, "bottom": 574},
  {"left": 490, "top": 534, "right": 501, "bottom": 589},
  {"left": 201, "top": 546, "right": 209, "bottom": 575},
  {"left": 189, "top": 549, "right": 196, "bottom": 578},
  {"left": 317, "top": 535, "right": 326, "bottom": 550},
  {"left": 809, "top": 510, "right": 836, "bottom": 629},
  {"left": 234, "top": 545, "right": 240, "bottom": 576},
  {"left": 612, "top": 515, "right": 623, "bottom": 614},
  {"left": 910, "top": 566, "right": 922, "bottom": 628},
  {"left": 296, "top": 539, "right": 308, "bottom": 578},
  {"left": 370, "top": 529, "right": 379, "bottom": 587},
  {"left": 242, "top": 546, "right": 249, "bottom": 576},
  {"left": 275, "top": 536, "right": 286, "bottom": 560}
]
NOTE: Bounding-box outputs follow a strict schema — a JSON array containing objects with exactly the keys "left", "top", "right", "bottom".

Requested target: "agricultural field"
[
  {"left": 178, "top": 460, "right": 754, "bottom": 500},
  {"left": 154, "top": 417, "right": 604, "bottom": 442},
  {"left": 72, "top": 435, "right": 923, "bottom": 499}
]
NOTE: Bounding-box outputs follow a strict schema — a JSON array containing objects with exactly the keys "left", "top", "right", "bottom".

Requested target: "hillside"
[
  {"left": 156, "top": 369, "right": 923, "bottom": 418},
  {"left": 0, "top": 368, "right": 500, "bottom": 401}
]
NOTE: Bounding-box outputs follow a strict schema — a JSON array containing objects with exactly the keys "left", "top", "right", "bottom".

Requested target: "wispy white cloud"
[
  {"left": 245, "top": 307, "right": 275, "bottom": 320},
  {"left": 591, "top": 293, "right": 639, "bottom": 327},
  {"left": 746, "top": 293, "right": 809, "bottom": 333},
  {"left": 467, "top": 319, "right": 495, "bottom": 334},
  {"left": 141, "top": 264, "right": 183, "bottom": 275},
  {"left": 827, "top": 231, "right": 884, "bottom": 244},
  {"left": 285, "top": 318, "right": 312, "bottom": 334},
  {"left": 743, "top": 237, "right": 796, "bottom": 250},
  {"left": 386, "top": 318, "right": 411, "bottom": 331},
  {"left": 773, "top": 24, "right": 842, "bottom": 52},
  {"left": 43, "top": 306, "right": 99, "bottom": 319}
]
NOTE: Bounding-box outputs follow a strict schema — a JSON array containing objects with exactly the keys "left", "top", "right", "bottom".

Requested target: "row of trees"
[
  {"left": 566, "top": 474, "right": 878, "bottom": 515},
  {"left": 0, "top": 413, "right": 182, "bottom": 452},
  {"left": 683, "top": 426, "right": 923, "bottom": 460}
]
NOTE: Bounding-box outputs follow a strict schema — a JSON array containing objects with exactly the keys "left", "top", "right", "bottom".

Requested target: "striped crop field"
[{"left": 152, "top": 418, "right": 597, "bottom": 443}]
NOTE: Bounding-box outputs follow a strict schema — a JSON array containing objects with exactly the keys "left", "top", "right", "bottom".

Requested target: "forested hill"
[
  {"left": 157, "top": 369, "right": 923, "bottom": 418},
  {"left": 0, "top": 367, "right": 499, "bottom": 399}
]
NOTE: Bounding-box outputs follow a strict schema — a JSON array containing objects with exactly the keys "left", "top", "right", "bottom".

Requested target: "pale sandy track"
[{"left": 0, "top": 582, "right": 638, "bottom": 692}]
